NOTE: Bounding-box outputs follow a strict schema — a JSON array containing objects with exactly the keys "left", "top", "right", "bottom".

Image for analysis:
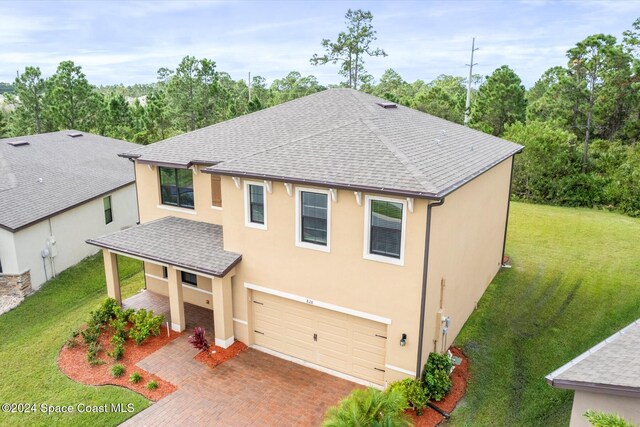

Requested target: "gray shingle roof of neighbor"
[
  {"left": 0, "top": 130, "right": 138, "bottom": 232},
  {"left": 121, "top": 88, "right": 523, "bottom": 199},
  {"left": 546, "top": 319, "right": 640, "bottom": 397},
  {"left": 86, "top": 216, "right": 242, "bottom": 277}
]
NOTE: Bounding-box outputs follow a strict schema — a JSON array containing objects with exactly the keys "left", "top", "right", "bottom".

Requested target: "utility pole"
[
  {"left": 248, "top": 72, "right": 251, "bottom": 102},
  {"left": 464, "top": 37, "right": 479, "bottom": 127}
]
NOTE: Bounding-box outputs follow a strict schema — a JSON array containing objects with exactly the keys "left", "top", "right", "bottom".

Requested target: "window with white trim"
[
  {"left": 295, "top": 187, "right": 330, "bottom": 252},
  {"left": 103, "top": 196, "right": 113, "bottom": 224},
  {"left": 364, "top": 196, "right": 406, "bottom": 265},
  {"left": 244, "top": 181, "right": 267, "bottom": 229}
]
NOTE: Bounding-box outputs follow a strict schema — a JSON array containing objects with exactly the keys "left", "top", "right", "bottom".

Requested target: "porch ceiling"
[{"left": 87, "top": 216, "right": 241, "bottom": 277}]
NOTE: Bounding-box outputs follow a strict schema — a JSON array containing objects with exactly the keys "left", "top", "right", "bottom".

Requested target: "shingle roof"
[
  {"left": 0, "top": 131, "right": 137, "bottom": 231},
  {"left": 122, "top": 89, "right": 523, "bottom": 199},
  {"left": 86, "top": 216, "right": 241, "bottom": 277},
  {"left": 546, "top": 319, "right": 640, "bottom": 396}
]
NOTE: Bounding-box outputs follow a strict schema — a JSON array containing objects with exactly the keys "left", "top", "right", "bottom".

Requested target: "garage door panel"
[{"left": 252, "top": 291, "right": 387, "bottom": 385}]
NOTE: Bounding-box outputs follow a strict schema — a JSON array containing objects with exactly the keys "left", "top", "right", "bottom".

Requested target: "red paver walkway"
[{"left": 120, "top": 291, "right": 359, "bottom": 426}]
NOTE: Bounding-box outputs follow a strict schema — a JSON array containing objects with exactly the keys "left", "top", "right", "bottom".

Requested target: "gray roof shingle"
[
  {"left": 86, "top": 216, "right": 241, "bottom": 277},
  {"left": 547, "top": 319, "right": 640, "bottom": 395},
  {"left": 0, "top": 131, "right": 137, "bottom": 231},
  {"left": 123, "top": 89, "right": 523, "bottom": 198}
]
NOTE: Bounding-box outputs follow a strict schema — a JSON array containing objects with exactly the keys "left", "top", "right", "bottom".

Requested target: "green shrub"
[
  {"left": 81, "top": 324, "right": 101, "bottom": 345},
  {"left": 128, "top": 309, "right": 164, "bottom": 345},
  {"left": 322, "top": 387, "right": 410, "bottom": 426},
  {"left": 108, "top": 342, "right": 125, "bottom": 361},
  {"left": 584, "top": 410, "right": 636, "bottom": 427},
  {"left": 387, "top": 378, "right": 413, "bottom": 401},
  {"left": 129, "top": 372, "right": 143, "bottom": 384},
  {"left": 89, "top": 297, "right": 119, "bottom": 326},
  {"left": 87, "top": 342, "right": 104, "bottom": 365},
  {"left": 146, "top": 380, "right": 158, "bottom": 390},
  {"left": 110, "top": 364, "right": 126, "bottom": 377},
  {"left": 422, "top": 352, "right": 453, "bottom": 401},
  {"left": 109, "top": 311, "right": 128, "bottom": 341},
  {"left": 406, "top": 379, "right": 428, "bottom": 415},
  {"left": 65, "top": 329, "right": 80, "bottom": 349}
]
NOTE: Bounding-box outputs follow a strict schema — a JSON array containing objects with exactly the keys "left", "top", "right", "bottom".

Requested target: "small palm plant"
[
  {"left": 322, "top": 387, "right": 411, "bottom": 427},
  {"left": 188, "top": 326, "right": 210, "bottom": 352}
]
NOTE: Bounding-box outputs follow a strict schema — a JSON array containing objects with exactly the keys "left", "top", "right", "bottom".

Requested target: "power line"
[{"left": 464, "top": 37, "right": 479, "bottom": 127}]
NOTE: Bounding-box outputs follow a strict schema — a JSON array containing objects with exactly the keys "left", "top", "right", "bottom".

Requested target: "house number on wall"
[{"left": 306, "top": 299, "right": 314, "bottom": 305}]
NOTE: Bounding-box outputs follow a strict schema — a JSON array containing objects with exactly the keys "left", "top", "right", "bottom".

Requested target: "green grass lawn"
[
  {"left": 0, "top": 254, "right": 147, "bottom": 426},
  {"left": 450, "top": 202, "right": 640, "bottom": 426}
]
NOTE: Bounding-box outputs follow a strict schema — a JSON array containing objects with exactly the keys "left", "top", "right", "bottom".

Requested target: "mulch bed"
[
  {"left": 407, "top": 347, "right": 469, "bottom": 426},
  {"left": 194, "top": 340, "right": 248, "bottom": 368},
  {"left": 59, "top": 324, "right": 180, "bottom": 401}
]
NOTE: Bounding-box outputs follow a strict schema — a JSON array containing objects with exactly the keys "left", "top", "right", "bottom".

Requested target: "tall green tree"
[
  {"left": 412, "top": 75, "right": 467, "bottom": 123},
  {"left": 7, "top": 66, "right": 46, "bottom": 134},
  {"left": 270, "top": 71, "right": 325, "bottom": 105},
  {"left": 471, "top": 65, "right": 526, "bottom": 136},
  {"left": 45, "top": 61, "right": 97, "bottom": 131},
  {"left": 146, "top": 89, "right": 172, "bottom": 141},
  {"left": 310, "top": 9, "right": 387, "bottom": 89},
  {"left": 0, "top": 110, "right": 8, "bottom": 138},
  {"left": 166, "top": 56, "right": 201, "bottom": 131}
]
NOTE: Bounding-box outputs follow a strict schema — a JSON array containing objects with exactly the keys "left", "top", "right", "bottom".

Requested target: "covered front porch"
[{"left": 87, "top": 216, "right": 242, "bottom": 348}]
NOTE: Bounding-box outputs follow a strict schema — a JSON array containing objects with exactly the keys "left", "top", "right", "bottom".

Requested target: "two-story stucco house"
[
  {"left": 88, "top": 89, "right": 522, "bottom": 386},
  {"left": 0, "top": 131, "right": 139, "bottom": 298}
]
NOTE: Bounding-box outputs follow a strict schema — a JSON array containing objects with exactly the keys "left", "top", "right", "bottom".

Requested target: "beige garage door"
[{"left": 252, "top": 291, "right": 387, "bottom": 384}]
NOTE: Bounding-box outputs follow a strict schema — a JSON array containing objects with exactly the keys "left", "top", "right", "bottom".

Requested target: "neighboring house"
[
  {"left": 88, "top": 89, "right": 522, "bottom": 386},
  {"left": 547, "top": 319, "right": 640, "bottom": 427},
  {"left": 0, "top": 131, "right": 139, "bottom": 295}
]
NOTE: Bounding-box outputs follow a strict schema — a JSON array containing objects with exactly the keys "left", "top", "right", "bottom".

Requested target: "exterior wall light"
[{"left": 400, "top": 333, "right": 407, "bottom": 347}]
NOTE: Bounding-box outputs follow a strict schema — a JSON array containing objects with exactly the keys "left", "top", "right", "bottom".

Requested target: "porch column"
[
  {"left": 102, "top": 249, "right": 121, "bottom": 305},
  {"left": 212, "top": 273, "right": 234, "bottom": 348},
  {"left": 167, "top": 266, "right": 185, "bottom": 332}
]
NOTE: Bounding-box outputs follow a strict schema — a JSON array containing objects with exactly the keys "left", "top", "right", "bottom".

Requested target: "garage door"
[{"left": 252, "top": 291, "right": 387, "bottom": 384}]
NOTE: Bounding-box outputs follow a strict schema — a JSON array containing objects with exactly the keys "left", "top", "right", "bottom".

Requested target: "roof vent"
[
  {"left": 6, "top": 140, "right": 29, "bottom": 147},
  {"left": 67, "top": 132, "right": 83, "bottom": 138},
  {"left": 375, "top": 101, "right": 397, "bottom": 109}
]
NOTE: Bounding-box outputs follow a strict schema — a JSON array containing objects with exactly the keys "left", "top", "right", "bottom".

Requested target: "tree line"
[{"left": 0, "top": 10, "right": 638, "bottom": 217}]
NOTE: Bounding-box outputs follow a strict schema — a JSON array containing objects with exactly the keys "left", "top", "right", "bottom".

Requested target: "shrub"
[
  {"left": 108, "top": 340, "right": 125, "bottom": 361},
  {"left": 87, "top": 342, "right": 104, "bottom": 365},
  {"left": 109, "top": 308, "right": 129, "bottom": 341},
  {"left": 110, "top": 364, "right": 126, "bottom": 377},
  {"left": 65, "top": 329, "right": 79, "bottom": 349},
  {"left": 322, "top": 387, "right": 410, "bottom": 426},
  {"left": 584, "top": 410, "right": 635, "bottom": 427},
  {"left": 146, "top": 380, "right": 158, "bottom": 390},
  {"left": 129, "top": 372, "right": 143, "bottom": 384},
  {"left": 188, "top": 327, "right": 210, "bottom": 352},
  {"left": 406, "top": 379, "right": 428, "bottom": 415},
  {"left": 128, "top": 309, "right": 164, "bottom": 345},
  {"left": 422, "top": 352, "right": 453, "bottom": 401},
  {"left": 90, "top": 297, "right": 119, "bottom": 326},
  {"left": 81, "top": 324, "right": 101, "bottom": 345}
]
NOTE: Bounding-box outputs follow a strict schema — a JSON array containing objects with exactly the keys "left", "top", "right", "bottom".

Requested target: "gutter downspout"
[
  {"left": 500, "top": 156, "right": 516, "bottom": 266},
  {"left": 416, "top": 197, "right": 445, "bottom": 379}
]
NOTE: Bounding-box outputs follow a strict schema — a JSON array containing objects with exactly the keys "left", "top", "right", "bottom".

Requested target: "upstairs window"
[
  {"left": 181, "top": 271, "right": 197, "bottom": 286},
  {"left": 244, "top": 181, "right": 267, "bottom": 229},
  {"left": 103, "top": 196, "right": 113, "bottom": 224},
  {"left": 160, "top": 167, "right": 194, "bottom": 209},
  {"left": 296, "top": 188, "right": 330, "bottom": 252},
  {"left": 211, "top": 175, "right": 222, "bottom": 208},
  {"left": 364, "top": 196, "right": 406, "bottom": 265}
]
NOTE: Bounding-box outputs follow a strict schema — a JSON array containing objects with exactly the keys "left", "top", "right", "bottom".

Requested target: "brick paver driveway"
[{"left": 120, "top": 294, "right": 359, "bottom": 426}]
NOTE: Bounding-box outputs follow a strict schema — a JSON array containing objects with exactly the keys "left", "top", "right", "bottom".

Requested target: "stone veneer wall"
[{"left": 0, "top": 271, "right": 32, "bottom": 297}]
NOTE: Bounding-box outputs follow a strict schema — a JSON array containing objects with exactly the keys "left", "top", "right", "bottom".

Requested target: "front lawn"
[
  {"left": 450, "top": 202, "right": 640, "bottom": 426},
  {"left": 0, "top": 254, "right": 148, "bottom": 426}
]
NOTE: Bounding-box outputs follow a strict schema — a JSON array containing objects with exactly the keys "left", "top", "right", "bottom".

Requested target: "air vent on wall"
[
  {"left": 6, "top": 140, "right": 29, "bottom": 147},
  {"left": 375, "top": 101, "right": 397, "bottom": 109},
  {"left": 67, "top": 132, "right": 83, "bottom": 138}
]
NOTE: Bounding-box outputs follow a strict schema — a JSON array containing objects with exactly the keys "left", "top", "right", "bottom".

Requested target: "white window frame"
[
  {"left": 295, "top": 186, "right": 331, "bottom": 253},
  {"left": 244, "top": 180, "right": 267, "bottom": 230},
  {"left": 363, "top": 195, "right": 407, "bottom": 266}
]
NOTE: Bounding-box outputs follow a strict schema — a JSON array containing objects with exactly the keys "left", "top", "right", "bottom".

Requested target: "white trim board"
[
  {"left": 233, "top": 318, "right": 248, "bottom": 325},
  {"left": 244, "top": 282, "right": 391, "bottom": 325},
  {"left": 156, "top": 204, "right": 197, "bottom": 215},
  {"left": 362, "top": 194, "right": 407, "bottom": 266},
  {"left": 215, "top": 336, "right": 235, "bottom": 349},
  {"left": 243, "top": 180, "right": 268, "bottom": 230},
  {"left": 252, "top": 345, "right": 384, "bottom": 390},
  {"left": 144, "top": 273, "right": 214, "bottom": 295},
  {"left": 385, "top": 364, "right": 416, "bottom": 377},
  {"left": 295, "top": 186, "right": 331, "bottom": 253}
]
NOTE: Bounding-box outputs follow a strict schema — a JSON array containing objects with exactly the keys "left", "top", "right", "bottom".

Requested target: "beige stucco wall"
[
  {"left": 220, "top": 177, "right": 429, "bottom": 384},
  {"left": 10, "top": 184, "right": 138, "bottom": 290},
  {"left": 570, "top": 390, "right": 640, "bottom": 427},
  {"left": 0, "top": 228, "right": 18, "bottom": 274},
  {"left": 421, "top": 157, "right": 512, "bottom": 367},
  {"left": 144, "top": 262, "right": 214, "bottom": 310},
  {"left": 136, "top": 163, "right": 223, "bottom": 225}
]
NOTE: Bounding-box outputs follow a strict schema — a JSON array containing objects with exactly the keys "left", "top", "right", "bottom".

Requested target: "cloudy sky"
[{"left": 0, "top": 0, "right": 637, "bottom": 88}]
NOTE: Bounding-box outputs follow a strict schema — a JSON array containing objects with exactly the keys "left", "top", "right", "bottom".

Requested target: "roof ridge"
[
  {"left": 206, "top": 118, "right": 361, "bottom": 169},
  {"left": 361, "top": 118, "right": 437, "bottom": 195}
]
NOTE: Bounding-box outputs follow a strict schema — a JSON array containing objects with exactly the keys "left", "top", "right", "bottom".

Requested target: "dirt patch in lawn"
[
  {"left": 408, "top": 347, "right": 469, "bottom": 426},
  {"left": 59, "top": 324, "right": 180, "bottom": 401},
  {"left": 194, "top": 340, "right": 248, "bottom": 368}
]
